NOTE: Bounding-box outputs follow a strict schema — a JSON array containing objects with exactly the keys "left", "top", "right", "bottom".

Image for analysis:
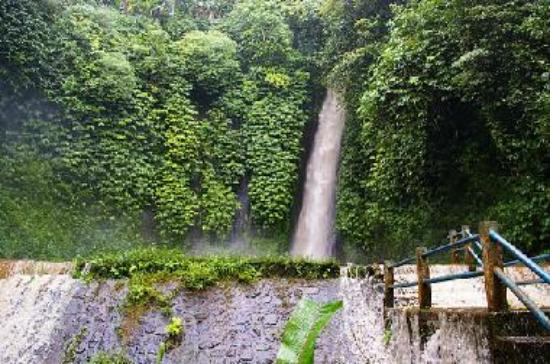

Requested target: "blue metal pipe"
[
  {"left": 424, "top": 270, "right": 483, "bottom": 284},
  {"left": 516, "top": 279, "right": 545, "bottom": 286},
  {"left": 474, "top": 240, "right": 483, "bottom": 251},
  {"left": 391, "top": 280, "right": 418, "bottom": 289},
  {"left": 422, "top": 234, "right": 480, "bottom": 258},
  {"left": 467, "top": 246, "right": 483, "bottom": 267},
  {"left": 390, "top": 235, "right": 481, "bottom": 268},
  {"left": 494, "top": 267, "right": 550, "bottom": 331},
  {"left": 490, "top": 230, "right": 550, "bottom": 284},
  {"left": 391, "top": 270, "right": 484, "bottom": 288},
  {"left": 504, "top": 253, "right": 550, "bottom": 267}
]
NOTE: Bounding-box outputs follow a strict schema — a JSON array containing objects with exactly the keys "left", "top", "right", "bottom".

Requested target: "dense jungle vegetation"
[{"left": 0, "top": 0, "right": 548, "bottom": 260}]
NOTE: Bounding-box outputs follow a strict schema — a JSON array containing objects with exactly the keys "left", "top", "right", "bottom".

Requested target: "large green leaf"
[{"left": 276, "top": 299, "right": 343, "bottom": 364}]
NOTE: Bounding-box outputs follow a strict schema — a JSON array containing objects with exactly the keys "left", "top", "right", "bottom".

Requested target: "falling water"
[
  {"left": 0, "top": 274, "right": 77, "bottom": 363},
  {"left": 339, "top": 266, "right": 388, "bottom": 363},
  {"left": 292, "top": 89, "right": 346, "bottom": 259},
  {"left": 230, "top": 175, "right": 250, "bottom": 251}
]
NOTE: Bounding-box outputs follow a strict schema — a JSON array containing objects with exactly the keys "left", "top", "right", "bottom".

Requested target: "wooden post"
[
  {"left": 449, "top": 229, "right": 460, "bottom": 264},
  {"left": 462, "top": 225, "right": 476, "bottom": 272},
  {"left": 416, "top": 247, "right": 431, "bottom": 309},
  {"left": 480, "top": 221, "right": 507, "bottom": 312},
  {"left": 460, "top": 225, "right": 471, "bottom": 240},
  {"left": 383, "top": 261, "right": 395, "bottom": 312}
]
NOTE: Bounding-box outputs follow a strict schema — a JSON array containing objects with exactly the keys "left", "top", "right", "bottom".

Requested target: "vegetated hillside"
[
  {"left": 0, "top": 0, "right": 325, "bottom": 259},
  {"left": 0, "top": 0, "right": 547, "bottom": 260},
  {"left": 327, "top": 0, "right": 549, "bottom": 258}
]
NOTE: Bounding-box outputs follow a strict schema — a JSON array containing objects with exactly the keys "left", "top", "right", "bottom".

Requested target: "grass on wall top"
[{"left": 74, "top": 248, "right": 340, "bottom": 290}]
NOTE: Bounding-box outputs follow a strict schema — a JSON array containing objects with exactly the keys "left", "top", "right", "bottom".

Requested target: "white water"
[
  {"left": 0, "top": 274, "right": 77, "bottom": 363},
  {"left": 339, "top": 267, "right": 388, "bottom": 363},
  {"left": 292, "top": 89, "right": 346, "bottom": 259}
]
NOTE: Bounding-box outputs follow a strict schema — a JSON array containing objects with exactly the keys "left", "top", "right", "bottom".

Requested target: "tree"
[
  {"left": 172, "top": 30, "right": 241, "bottom": 105},
  {"left": 336, "top": 0, "right": 550, "bottom": 256},
  {"left": 219, "top": 0, "right": 294, "bottom": 68}
]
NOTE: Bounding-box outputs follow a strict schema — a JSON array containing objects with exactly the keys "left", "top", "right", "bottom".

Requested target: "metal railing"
[{"left": 383, "top": 221, "right": 550, "bottom": 331}]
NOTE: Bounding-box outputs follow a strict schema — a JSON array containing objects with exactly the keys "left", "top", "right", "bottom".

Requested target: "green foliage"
[
  {"left": 320, "top": 0, "right": 399, "bottom": 90},
  {"left": 383, "top": 328, "right": 392, "bottom": 346},
  {"left": 219, "top": 0, "right": 294, "bottom": 68},
  {"left": 75, "top": 248, "right": 338, "bottom": 347},
  {"left": 0, "top": 0, "right": 316, "bottom": 255},
  {"left": 63, "top": 327, "right": 88, "bottom": 364},
  {"left": 156, "top": 342, "right": 167, "bottom": 364},
  {"left": 236, "top": 64, "right": 310, "bottom": 230},
  {"left": 87, "top": 351, "right": 132, "bottom": 364},
  {"left": 334, "top": 0, "right": 550, "bottom": 257},
  {"left": 218, "top": 1, "right": 314, "bottom": 231},
  {"left": 0, "top": 0, "right": 59, "bottom": 88},
  {"left": 156, "top": 317, "right": 183, "bottom": 364},
  {"left": 3, "top": 0, "right": 545, "bottom": 262},
  {"left": 0, "top": 144, "right": 146, "bottom": 260},
  {"left": 74, "top": 248, "right": 340, "bottom": 283},
  {"left": 165, "top": 316, "right": 183, "bottom": 337},
  {"left": 121, "top": 0, "right": 236, "bottom": 24},
  {"left": 153, "top": 92, "right": 201, "bottom": 239},
  {"left": 50, "top": 3, "right": 166, "bottom": 214},
  {"left": 275, "top": 299, "right": 343, "bottom": 364},
  {"left": 125, "top": 274, "right": 172, "bottom": 309},
  {"left": 173, "top": 30, "right": 241, "bottom": 103},
  {"left": 244, "top": 90, "right": 308, "bottom": 228}
]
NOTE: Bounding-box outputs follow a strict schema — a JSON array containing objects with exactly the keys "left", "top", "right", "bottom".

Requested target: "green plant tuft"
[
  {"left": 383, "top": 328, "right": 392, "bottom": 346},
  {"left": 156, "top": 317, "right": 184, "bottom": 364},
  {"left": 75, "top": 248, "right": 340, "bottom": 287},
  {"left": 165, "top": 317, "right": 184, "bottom": 337},
  {"left": 63, "top": 327, "right": 88, "bottom": 364},
  {"left": 87, "top": 351, "right": 131, "bottom": 364}
]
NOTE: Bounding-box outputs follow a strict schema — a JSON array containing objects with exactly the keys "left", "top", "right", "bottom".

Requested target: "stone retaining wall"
[
  {"left": 0, "top": 275, "right": 346, "bottom": 364},
  {"left": 3, "top": 265, "right": 543, "bottom": 363}
]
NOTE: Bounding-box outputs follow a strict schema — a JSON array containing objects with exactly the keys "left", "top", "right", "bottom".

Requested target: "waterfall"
[
  {"left": 292, "top": 89, "right": 346, "bottom": 259},
  {"left": 230, "top": 175, "right": 250, "bottom": 251}
]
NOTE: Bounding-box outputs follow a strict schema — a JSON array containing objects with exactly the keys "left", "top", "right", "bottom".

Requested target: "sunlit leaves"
[
  {"left": 173, "top": 30, "right": 241, "bottom": 103},
  {"left": 244, "top": 92, "right": 308, "bottom": 229},
  {"left": 2, "top": 0, "right": 317, "bottom": 246},
  {"left": 219, "top": 0, "right": 294, "bottom": 68}
]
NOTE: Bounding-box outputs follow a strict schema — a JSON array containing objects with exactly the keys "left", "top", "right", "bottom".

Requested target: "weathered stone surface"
[
  {"left": 6, "top": 266, "right": 542, "bottom": 363},
  {"left": 263, "top": 314, "right": 278, "bottom": 326},
  {"left": 19, "top": 278, "right": 345, "bottom": 364}
]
